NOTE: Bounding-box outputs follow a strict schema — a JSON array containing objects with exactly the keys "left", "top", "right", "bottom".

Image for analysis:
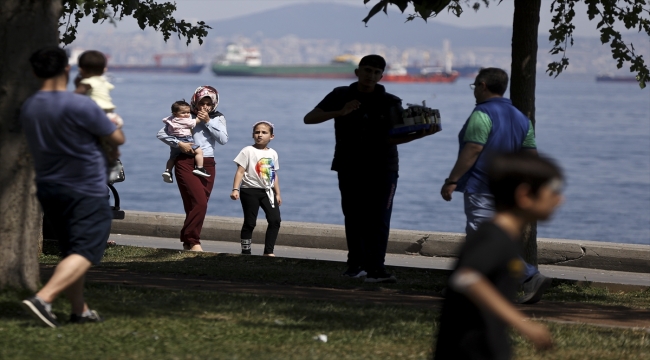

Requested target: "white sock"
[
  {"left": 241, "top": 239, "right": 251, "bottom": 251},
  {"left": 35, "top": 295, "right": 52, "bottom": 313}
]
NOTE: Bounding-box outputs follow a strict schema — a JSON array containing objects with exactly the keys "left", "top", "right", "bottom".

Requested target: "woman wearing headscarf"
[{"left": 157, "top": 85, "right": 228, "bottom": 251}]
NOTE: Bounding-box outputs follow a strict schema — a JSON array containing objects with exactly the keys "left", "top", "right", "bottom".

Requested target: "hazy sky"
[
  {"left": 76, "top": 0, "right": 609, "bottom": 37},
  {"left": 174, "top": 0, "right": 601, "bottom": 36}
]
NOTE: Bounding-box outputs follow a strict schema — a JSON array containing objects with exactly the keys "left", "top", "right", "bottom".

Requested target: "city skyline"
[{"left": 73, "top": 0, "right": 609, "bottom": 38}]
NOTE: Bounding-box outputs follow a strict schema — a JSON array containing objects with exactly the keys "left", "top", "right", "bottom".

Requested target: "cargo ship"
[
  {"left": 211, "top": 44, "right": 357, "bottom": 79},
  {"left": 405, "top": 64, "right": 479, "bottom": 78},
  {"left": 383, "top": 64, "right": 459, "bottom": 83},
  {"left": 106, "top": 53, "right": 204, "bottom": 74},
  {"left": 596, "top": 75, "right": 637, "bottom": 82}
]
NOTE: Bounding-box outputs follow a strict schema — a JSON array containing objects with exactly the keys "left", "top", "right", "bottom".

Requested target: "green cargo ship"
[{"left": 211, "top": 44, "right": 358, "bottom": 79}]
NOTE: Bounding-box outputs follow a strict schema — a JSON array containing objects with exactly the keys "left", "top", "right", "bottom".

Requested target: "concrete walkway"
[
  {"left": 111, "top": 211, "right": 650, "bottom": 273},
  {"left": 108, "top": 233, "right": 650, "bottom": 289}
]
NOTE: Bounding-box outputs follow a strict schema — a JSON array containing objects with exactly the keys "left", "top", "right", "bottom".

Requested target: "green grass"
[
  {"left": 1, "top": 285, "right": 435, "bottom": 359},
  {"left": 39, "top": 242, "right": 650, "bottom": 309},
  {"left": 1, "top": 242, "right": 648, "bottom": 359},
  {"left": 512, "top": 325, "right": 650, "bottom": 360},
  {"left": 1, "top": 285, "right": 649, "bottom": 360}
]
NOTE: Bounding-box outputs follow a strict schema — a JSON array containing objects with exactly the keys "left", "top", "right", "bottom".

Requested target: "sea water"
[{"left": 91, "top": 71, "right": 650, "bottom": 245}]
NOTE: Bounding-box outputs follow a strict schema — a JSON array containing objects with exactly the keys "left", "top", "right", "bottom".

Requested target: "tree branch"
[
  {"left": 548, "top": 0, "right": 648, "bottom": 89},
  {"left": 59, "top": 0, "right": 211, "bottom": 46}
]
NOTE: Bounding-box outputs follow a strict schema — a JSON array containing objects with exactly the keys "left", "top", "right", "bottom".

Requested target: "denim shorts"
[{"left": 38, "top": 183, "right": 111, "bottom": 265}]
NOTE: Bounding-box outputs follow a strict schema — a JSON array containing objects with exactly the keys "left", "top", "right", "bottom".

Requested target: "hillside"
[
  {"left": 68, "top": 2, "right": 648, "bottom": 75},
  {"left": 205, "top": 3, "right": 513, "bottom": 49}
]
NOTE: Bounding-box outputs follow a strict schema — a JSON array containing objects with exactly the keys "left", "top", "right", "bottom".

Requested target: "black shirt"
[
  {"left": 434, "top": 222, "right": 525, "bottom": 360},
  {"left": 316, "top": 82, "right": 401, "bottom": 172}
]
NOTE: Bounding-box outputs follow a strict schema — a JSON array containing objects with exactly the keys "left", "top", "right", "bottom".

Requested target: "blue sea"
[{"left": 85, "top": 71, "right": 650, "bottom": 245}]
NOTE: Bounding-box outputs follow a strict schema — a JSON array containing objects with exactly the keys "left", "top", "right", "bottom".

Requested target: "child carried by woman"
[{"left": 161, "top": 100, "right": 210, "bottom": 183}]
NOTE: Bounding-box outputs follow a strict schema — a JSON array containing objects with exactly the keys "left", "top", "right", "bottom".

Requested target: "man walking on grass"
[
  {"left": 20, "top": 46, "right": 125, "bottom": 327},
  {"left": 440, "top": 67, "right": 551, "bottom": 304}
]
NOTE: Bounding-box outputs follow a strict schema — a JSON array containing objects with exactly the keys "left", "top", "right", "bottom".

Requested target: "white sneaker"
[
  {"left": 192, "top": 167, "right": 210, "bottom": 178},
  {"left": 162, "top": 171, "right": 173, "bottom": 183}
]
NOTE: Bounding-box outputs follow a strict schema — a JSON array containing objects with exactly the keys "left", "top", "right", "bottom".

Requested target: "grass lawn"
[
  {"left": 1, "top": 285, "right": 648, "bottom": 360},
  {"left": 40, "top": 242, "right": 650, "bottom": 309},
  {"left": 0, "top": 242, "right": 646, "bottom": 359}
]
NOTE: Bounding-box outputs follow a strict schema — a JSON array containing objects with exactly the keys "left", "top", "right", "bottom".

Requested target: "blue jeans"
[{"left": 464, "top": 192, "right": 539, "bottom": 282}]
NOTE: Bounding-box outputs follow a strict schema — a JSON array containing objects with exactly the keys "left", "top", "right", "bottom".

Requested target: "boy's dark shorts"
[{"left": 37, "top": 182, "right": 111, "bottom": 265}]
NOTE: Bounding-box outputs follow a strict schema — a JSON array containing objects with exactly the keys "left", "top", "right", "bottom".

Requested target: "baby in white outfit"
[{"left": 74, "top": 50, "right": 123, "bottom": 182}]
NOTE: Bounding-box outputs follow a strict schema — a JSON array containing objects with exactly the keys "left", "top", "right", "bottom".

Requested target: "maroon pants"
[{"left": 174, "top": 155, "right": 215, "bottom": 246}]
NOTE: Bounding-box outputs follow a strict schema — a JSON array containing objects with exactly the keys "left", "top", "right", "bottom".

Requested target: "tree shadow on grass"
[
  {"left": 0, "top": 300, "right": 31, "bottom": 321},
  {"left": 92, "top": 247, "right": 450, "bottom": 295},
  {"left": 80, "top": 283, "right": 436, "bottom": 334}
]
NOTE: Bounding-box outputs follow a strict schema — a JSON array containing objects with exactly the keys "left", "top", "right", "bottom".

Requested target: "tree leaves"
[
  {"left": 362, "top": 0, "right": 491, "bottom": 23},
  {"left": 362, "top": 0, "right": 389, "bottom": 25},
  {"left": 58, "top": 0, "right": 211, "bottom": 46},
  {"left": 362, "top": 0, "right": 648, "bottom": 89},
  {"left": 548, "top": 0, "right": 648, "bottom": 88}
]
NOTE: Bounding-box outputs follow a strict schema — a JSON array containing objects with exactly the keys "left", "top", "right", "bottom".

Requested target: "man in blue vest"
[{"left": 440, "top": 67, "right": 551, "bottom": 304}]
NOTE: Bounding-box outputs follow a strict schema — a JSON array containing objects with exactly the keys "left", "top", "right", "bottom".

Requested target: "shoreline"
[{"left": 111, "top": 210, "right": 650, "bottom": 274}]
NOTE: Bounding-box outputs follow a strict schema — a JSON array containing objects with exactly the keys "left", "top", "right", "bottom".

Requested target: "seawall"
[{"left": 111, "top": 210, "right": 650, "bottom": 273}]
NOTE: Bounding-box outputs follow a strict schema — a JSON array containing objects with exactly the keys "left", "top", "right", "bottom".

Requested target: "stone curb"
[{"left": 111, "top": 210, "right": 650, "bottom": 274}]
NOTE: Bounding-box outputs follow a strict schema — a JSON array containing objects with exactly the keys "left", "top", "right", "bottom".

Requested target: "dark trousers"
[
  {"left": 337, "top": 170, "right": 398, "bottom": 272},
  {"left": 240, "top": 188, "right": 281, "bottom": 254},
  {"left": 175, "top": 156, "right": 215, "bottom": 246},
  {"left": 37, "top": 183, "right": 112, "bottom": 265}
]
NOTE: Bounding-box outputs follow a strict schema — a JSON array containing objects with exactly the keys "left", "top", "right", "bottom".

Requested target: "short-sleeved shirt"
[
  {"left": 463, "top": 110, "right": 536, "bottom": 148},
  {"left": 80, "top": 75, "right": 115, "bottom": 111},
  {"left": 21, "top": 91, "right": 116, "bottom": 197},
  {"left": 434, "top": 222, "right": 525, "bottom": 360},
  {"left": 233, "top": 145, "right": 279, "bottom": 190},
  {"left": 315, "top": 82, "right": 401, "bottom": 172}
]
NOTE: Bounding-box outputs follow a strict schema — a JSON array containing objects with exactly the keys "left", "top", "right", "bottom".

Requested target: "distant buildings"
[{"left": 68, "top": 29, "right": 648, "bottom": 76}]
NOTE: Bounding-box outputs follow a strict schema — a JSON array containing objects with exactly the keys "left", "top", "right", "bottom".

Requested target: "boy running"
[{"left": 434, "top": 152, "right": 561, "bottom": 359}]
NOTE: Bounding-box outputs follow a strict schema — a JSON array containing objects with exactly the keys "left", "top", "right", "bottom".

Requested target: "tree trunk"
[
  {"left": 510, "top": 0, "right": 541, "bottom": 267},
  {"left": 0, "top": 0, "right": 61, "bottom": 291}
]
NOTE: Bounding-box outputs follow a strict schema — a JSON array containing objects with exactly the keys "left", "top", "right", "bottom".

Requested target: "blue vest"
[{"left": 456, "top": 97, "right": 531, "bottom": 193}]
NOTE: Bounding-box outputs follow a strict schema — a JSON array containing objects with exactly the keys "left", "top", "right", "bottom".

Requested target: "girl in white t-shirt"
[{"left": 230, "top": 121, "right": 281, "bottom": 256}]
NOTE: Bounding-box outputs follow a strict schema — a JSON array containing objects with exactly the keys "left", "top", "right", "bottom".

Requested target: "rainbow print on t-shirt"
[{"left": 255, "top": 158, "right": 275, "bottom": 187}]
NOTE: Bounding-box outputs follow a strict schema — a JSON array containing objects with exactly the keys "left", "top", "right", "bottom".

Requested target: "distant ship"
[
  {"left": 211, "top": 44, "right": 357, "bottom": 79},
  {"left": 106, "top": 53, "right": 204, "bottom": 74},
  {"left": 596, "top": 75, "right": 638, "bottom": 83},
  {"left": 451, "top": 65, "right": 481, "bottom": 78},
  {"left": 405, "top": 65, "right": 479, "bottom": 78},
  {"left": 383, "top": 64, "right": 459, "bottom": 83}
]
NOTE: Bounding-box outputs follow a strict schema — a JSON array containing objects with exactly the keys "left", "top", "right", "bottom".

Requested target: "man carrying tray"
[
  {"left": 304, "top": 54, "right": 439, "bottom": 283},
  {"left": 440, "top": 67, "right": 551, "bottom": 304}
]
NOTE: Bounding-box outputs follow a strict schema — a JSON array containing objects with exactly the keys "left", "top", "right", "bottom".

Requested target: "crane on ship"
[{"left": 152, "top": 53, "right": 195, "bottom": 67}]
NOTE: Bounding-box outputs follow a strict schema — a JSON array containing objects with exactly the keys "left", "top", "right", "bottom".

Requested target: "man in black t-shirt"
[
  {"left": 304, "top": 54, "right": 438, "bottom": 282},
  {"left": 434, "top": 152, "right": 561, "bottom": 359}
]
